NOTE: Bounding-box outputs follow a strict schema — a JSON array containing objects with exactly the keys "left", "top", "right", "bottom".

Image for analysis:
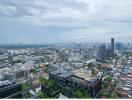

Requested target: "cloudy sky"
[{"left": 0, "top": 0, "right": 132, "bottom": 44}]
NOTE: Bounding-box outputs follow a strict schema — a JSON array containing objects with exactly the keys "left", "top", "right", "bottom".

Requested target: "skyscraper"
[
  {"left": 97, "top": 44, "right": 106, "bottom": 62},
  {"left": 80, "top": 49, "right": 87, "bottom": 60},
  {"left": 111, "top": 38, "right": 114, "bottom": 58}
]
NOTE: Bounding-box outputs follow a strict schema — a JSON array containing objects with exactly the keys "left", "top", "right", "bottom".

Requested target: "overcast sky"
[{"left": 0, "top": 0, "right": 132, "bottom": 44}]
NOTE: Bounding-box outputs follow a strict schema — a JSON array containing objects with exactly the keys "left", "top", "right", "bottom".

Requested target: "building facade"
[
  {"left": 97, "top": 44, "right": 106, "bottom": 62},
  {"left": 111, "top": 38, "right": 114, "bottom": 58}
]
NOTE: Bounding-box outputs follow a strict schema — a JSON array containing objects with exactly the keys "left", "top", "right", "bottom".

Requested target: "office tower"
[
  {"left": 80, "top": 49, "right": 87, "bottom": 60},
  {"left": 97, "top": 44, "right": 106, "bottom": 62},
  {"left": 111, "top": 38, "right": 114, "bottom": 58},
  {"left": 87, "top": 48, "right": 93, "bottom": 59},
  {"left": 106, "top": 48, "right": 112, "bottom": 59},
  {"left": 116, "top": 42, "right": 121, "bottom": 50},
  {"left": 87, "top": 48, "right": 97, "bottom": 60},
  {"left": 116, "top": 42, "right": 125, "bottom": 54}
]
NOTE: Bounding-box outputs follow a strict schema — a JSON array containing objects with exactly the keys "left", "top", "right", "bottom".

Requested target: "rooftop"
[
  {"left": 73, "top": 69, "right": 92, "bottom": 81},
  {"left": 50, "top": 69, "right": 73, "bottom": 78}
]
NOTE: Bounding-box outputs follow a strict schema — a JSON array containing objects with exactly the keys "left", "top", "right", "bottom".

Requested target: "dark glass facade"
[{"left": 0, "top": 83, "right": 22, "bottom": 98}]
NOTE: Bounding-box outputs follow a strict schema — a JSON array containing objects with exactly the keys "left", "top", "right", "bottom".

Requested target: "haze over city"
[
  {"left": 0, "top": 0, "right": 132, "bottom": 44},
  {"left": 1, "top": 0, "right": 132, "bottom": 99}
]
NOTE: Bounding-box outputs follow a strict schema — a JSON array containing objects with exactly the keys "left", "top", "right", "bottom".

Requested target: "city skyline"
[{"left": 0, "top": 0, "right": 132, "bottom": 44}]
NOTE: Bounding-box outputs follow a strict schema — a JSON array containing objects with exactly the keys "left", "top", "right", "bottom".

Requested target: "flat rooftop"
[
  {"left": 73, "top": 69, "right": 92, "bottom": 82},
  {"left": 50, "top": 69, "right": 73, "bottom": 78},
  {"left": 50, "top": 68, "right": 100, "bottom": 87}
]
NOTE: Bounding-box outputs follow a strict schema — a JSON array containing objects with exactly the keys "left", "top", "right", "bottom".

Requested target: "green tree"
[
  {"left": 39, "top": 76, "right": 48, "bottom": 84},
  {"left": 102, "top": 81, "right": 109, "bottom": 89},
  {"left": 39, "top": 77, "right": 60, "bottom": 98},
  {"left": 83, "top": 91, "right": 91, "bottom": 98},
  {"left": 22, "top": 83, "right": 31, "bottom": 90},
  {"left": 31, "top": 69, "right": 36, "bottom": 73},
  {"left": 101, "top": 92, "right": 111, "bottom": 98},
  {"left": 37, "top": 92, "right": 49, "bottom": 98},
  {"left": 47, "top": 79, "right": 55, "bottom": 88},
  {"left": 39, "top": 76, "right": 56, "bottom": 88},
  {"left": 23, "top": 93, "right": 32, "bottom": 98},
  {"left": 73, "top": 89, "right": 84, "bottom": 98},
  {"left": 104, "top": 76, "right": 112, "bottom": 82}
]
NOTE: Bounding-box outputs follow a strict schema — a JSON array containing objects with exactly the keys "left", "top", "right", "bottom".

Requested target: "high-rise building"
[
  {"left": 97, "top": 44, "right": 106, "bottom": 62},
  {"left": 80, "top": 49, "right": 87, "bottom": 60},
  {"left": 116, "top": 42, "right": 125, "bottom": 54},
  {"left": 87, "top": 48, "right": 94, "bottom": 59},
  {"left": 80, "top": 47, "right": 96, "bottom": 60},
  {"left": 106, "top": 48, "right": 112, "bottom": 59},
  {"left": 111, "top": 38, "right": 114, "bottom": 58}
]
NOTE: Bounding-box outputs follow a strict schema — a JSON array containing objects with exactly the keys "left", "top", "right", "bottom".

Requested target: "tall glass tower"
[{"left": 111, "top": 38, "right": 114, "bottom": 58}]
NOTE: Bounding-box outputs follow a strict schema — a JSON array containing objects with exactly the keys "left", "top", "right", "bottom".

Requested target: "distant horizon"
[{"left": 0, "top": 41, "right": 131, "bottom": 46}]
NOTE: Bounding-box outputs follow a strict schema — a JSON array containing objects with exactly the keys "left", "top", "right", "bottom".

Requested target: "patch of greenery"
[
  {"left": 104, "top": 76, "right": 112, "bottom": 82},
  {"left": 102, "top": 81, "right": 109, "bottom": 89},
  {"left": 73, "top": 90, "right": 84, "bottom": 98},
  {"left": 31, "top": 69, "right": 37, "bottom": 73},
  {"left": 23, "top": 93, "right": 32, "bottom": 98},
  {"left": 39, "top": 76, "right": 92, "bottom": 98},
  {"left": 38, "top": 76, "right": 60, "bottom": 98},
  {"left": 39, "top": 76, "right": 48, "bottom": 84},
  {"left": 22, "top": 83, "right": 31, "bottom": 90},
  {"left": 39, "top": 76, "right": 56, "bottom": 89},
  {"left": 73, "top": 89, "right": 91, "bottom": 98},
  {"left": 101, "top": 92, "right": 111, "bottom": 98},
  {"left": 37, "top": 92, "right": 49, "bottom": 98},
  {"left": 87, "top": 62, "right": 96, "bottom": 68},
  {"left": 46, "top": 79, "right": 55, "bottom": 88}
]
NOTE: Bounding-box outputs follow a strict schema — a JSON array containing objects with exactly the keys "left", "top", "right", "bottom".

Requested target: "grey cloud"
[
  {"left": 1, "top": 0, "right": 132, "bottom": 25},
  {"left": 0, "top": 0, "right": 132, "bottom": 43},
  {"left": 0, "top": 3, "right": 16, "bottom": 17}
]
